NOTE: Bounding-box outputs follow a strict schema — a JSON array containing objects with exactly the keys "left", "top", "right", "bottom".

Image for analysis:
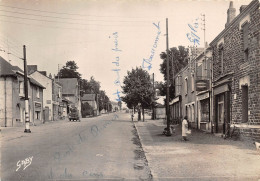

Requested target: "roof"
[
  {"left": 210, "top": 0, "right": 258, "bottom": 46},
  {"left": 28, "top": 76, "right": 45, "bottom": 89},
  {"left": 81, "top": 94, "right": 96, "bottom": 101},
  {"left": 58, "top": 78, "right": 78, "bottom": 95},
  {"left": 0, "top": 56, "right": 17, "bottom": 77},
  {"left": 0, "top": 56, "right": 45, "bottom": 88}
]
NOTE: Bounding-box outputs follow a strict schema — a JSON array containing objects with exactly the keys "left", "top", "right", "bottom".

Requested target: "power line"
[
  {"left": 0, "top": 4, "right": 161, "bottom": 19},
  {"left": 0, "top": 19, "right": 154, "bottom": 33},
  {"left": 0, "top": 14, "right": 152, "bottom": 27},
  {"left": 0, "top": 9, "right": 153, "bottom": 23}
]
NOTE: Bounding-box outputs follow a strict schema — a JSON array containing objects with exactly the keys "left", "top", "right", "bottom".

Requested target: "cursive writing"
[
  {"left": 83, "top": 170, "right": 103, "bottom": 178},
  {"left": 16, "top": 156, "right": 33, "bottom": 171},
  {"left": 111, "top": 32, "right": 122, "bottom": 102},
  {"left": 142, "top": 22, "right": 161, "bottom": 70},
  {"left": 186, "top": 18, "right": 200, "bottom": 46}
]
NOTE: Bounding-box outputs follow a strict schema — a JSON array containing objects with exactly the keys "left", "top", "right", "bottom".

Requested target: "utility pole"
[
  {"left": 165, "top": 18, "right": 171, "bottom": 136},
  {"left": 23, "top": 45, "right": 31, "bottom": 133},
  {"left": 152, "top": 73, "right": 155, "bottom": 120}
]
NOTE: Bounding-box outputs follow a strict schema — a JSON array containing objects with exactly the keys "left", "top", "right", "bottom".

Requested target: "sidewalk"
[{"left": 134, "top": 118, "right": 260, "bottom": 181}]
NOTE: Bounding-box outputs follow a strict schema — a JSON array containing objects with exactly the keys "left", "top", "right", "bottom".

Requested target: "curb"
[{"left": 133, "top": 121, "right": 155, "bottom": 181}]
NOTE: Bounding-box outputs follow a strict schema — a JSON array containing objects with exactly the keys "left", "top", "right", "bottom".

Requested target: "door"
[{"left": 218, "top": 102, "right": 224, "bottom": 133}]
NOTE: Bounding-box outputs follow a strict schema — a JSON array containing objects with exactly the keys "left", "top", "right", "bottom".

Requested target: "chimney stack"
[{"left": 225, "top": 1, "right": 236, "bottom": 28}]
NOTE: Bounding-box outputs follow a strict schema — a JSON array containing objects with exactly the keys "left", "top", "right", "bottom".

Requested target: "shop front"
[
  {"left": 197, "top": 92, "right": 210, "bottom": 132},
  {"left": 213, "top": 83, "right": 231, "bottom": 134},
  {"left": 169, "top": 95, "right": 182, "bottom": 125}
]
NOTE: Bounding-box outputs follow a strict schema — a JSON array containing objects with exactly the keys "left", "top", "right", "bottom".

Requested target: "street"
[{"left": 1, "top": 112, "right": 151, "bottom": 181}]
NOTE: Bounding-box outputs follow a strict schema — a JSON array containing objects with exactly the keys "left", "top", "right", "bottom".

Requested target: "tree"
[
  {"left": 81, "top": 76, "right": 100, "bottom": 94},
  {"left": 81, "top": 102, "right": 94, "bottom": 117},
  {"left": 98, "top": 90, "right": 110, "bottom": 112},
  {"left": 121, "top": 67, "right": 154, "bottom": 121},
  {"left": 58, "top": 61, "right": 81, "bottom": 79},
  {"left": 159, "top": 46, "right": 189, "bottom": 100}
]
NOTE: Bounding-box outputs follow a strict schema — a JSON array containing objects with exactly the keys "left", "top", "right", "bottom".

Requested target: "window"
[
  {"left": 58, "top": 87, "right": 61, "bottom": 98},
  {"left": 36, "top": 87, "right": 40, "bottom": 98},
  {"left": 219, "top": 47, "right": 224, "bottom": 73},
  {"left": 19, "top": 81, "right": 24, "bottom": 96},
  {"left": 191, "top": 74, "right": 194, "bottom": 92},
  {"left": 202, "top": 58, "right": 207, "bottom": 77},
  {"left": 185, "top": 77, "right": 188, "bottom": 95},
  {"left": 242, "top": 22, "right": 249, "bottom": 62}
]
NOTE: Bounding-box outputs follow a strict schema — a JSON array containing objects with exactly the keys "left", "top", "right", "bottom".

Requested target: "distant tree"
[
  {"left": 121, "top": 67, "right": 154, "bottom": 121},
  {"left": 81, "top": 76, "right": 100, "bottom": 94},
  {"left": 160, "top": 46, "right": 189, "bottom": 100},
  {"left": 58, "top": 61, "right": 81, "bottom": 79},
  {"left": 81, "top": 102, "right": 94, "bottom": 117},
  {"left": 98, "top": 90, "right": 110, "bottom": 112},
  {"left": 118, "top": 101, "right": 122, "bottom": 110}
]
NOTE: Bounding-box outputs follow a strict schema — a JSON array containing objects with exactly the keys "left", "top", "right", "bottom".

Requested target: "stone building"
[
  {"left": 0, "top": 57, "right": 45, "bottom": 127},
  {"left": 210, "top": 0, "right": 260, "bottom": 141},
  {"left": 171, "top": 47, "right": 205, "bottom": 128}
]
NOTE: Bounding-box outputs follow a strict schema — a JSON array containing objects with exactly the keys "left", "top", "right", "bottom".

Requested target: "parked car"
[{"left": 69, "top": 107, "right": 80, "bottom": 122}]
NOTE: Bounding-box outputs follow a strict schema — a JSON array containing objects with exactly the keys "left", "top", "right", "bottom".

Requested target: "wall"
[{"left": 30, "top": 71, "right": 53, "bottom": 121}]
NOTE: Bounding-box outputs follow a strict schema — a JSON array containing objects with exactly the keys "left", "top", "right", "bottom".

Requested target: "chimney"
[{"left": 225, "top": 1, "right": 236, "bottom": 28}]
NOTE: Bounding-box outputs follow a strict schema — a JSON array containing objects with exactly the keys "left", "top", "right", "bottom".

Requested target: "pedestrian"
[{"left": 182, "top": 116, "right": 189, "bottom": 141}]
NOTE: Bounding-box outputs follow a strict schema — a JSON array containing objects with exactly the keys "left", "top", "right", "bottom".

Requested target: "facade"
[
  {"left": 81, "top": 94, "right": 98, "bottom": 116},
  {"left": 52, "top": 79, "right": 63, "bottom": 121},
  {"left": 210, "top": 0, "right": 260, "bottom": 141},
  {"left": 196, "top": 48, "right": 213, "bottom": 132},
  {"left": 58, "top": 78, "right": 81, "bottom": 117},
  {"left": 0, "top": 57, "right": 45, "bottom": 127},
  {"left": 29, "top": 70, "right": 53, "bottom": 122},
  {"left": 171, "top": 47, "right": 204, "bottom": 128}
]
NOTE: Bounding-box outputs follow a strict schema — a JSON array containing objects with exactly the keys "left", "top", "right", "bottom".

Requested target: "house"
[
  {"left": 29, "top": 68, "right": 53, "bottom": 122},
  {"left": 210, "top": 0, "right": 260, "bottom": 141},
  {"left": 29, "top": 66, "right": 64, "bottom": 122},
  {"left": 196, "top": 47, "right": 212, "bottom": 132},
  {"left": 0, "top": 56, "right": 45, "bottom": 127},
  {"left": 81, "top": 94, "right": 98, "bottom": 116},
  {"left": 57, "top": 78, "right": 81, "bottom": 117}
]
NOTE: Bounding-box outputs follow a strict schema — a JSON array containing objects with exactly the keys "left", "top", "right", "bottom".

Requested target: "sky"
[{"left": 0, "top": 0, "right": 252, "bottom": 101}]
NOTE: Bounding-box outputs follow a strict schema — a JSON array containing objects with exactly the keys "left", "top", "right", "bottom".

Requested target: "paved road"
[
  {"left": 134, "top": 119, "right": 260, "bottom": 181},
  {"left": 1, "top": 112, "right": 151, "bottom": 181}
]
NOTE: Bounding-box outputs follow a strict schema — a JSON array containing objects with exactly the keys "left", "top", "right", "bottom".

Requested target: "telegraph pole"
[
  {"left": 23, "top": 45, "right": 31, "bottom": 133},
  {"left": 165, "top": 18, "right": 171, "bottom": 136}
]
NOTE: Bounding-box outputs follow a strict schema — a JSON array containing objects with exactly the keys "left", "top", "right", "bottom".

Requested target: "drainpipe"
[{"left": 4, "top": 77, "right": 7, "bottom": 127}]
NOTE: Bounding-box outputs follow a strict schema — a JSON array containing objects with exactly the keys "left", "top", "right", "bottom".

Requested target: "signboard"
[
  {"left": 35, "top": 103, "right": 41, "bottom": 108},
  {"left": 196, "top": 79, "right": 209, "bottom": 91}
]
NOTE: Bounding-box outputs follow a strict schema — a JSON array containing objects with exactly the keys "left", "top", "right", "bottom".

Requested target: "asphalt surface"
[{"left": 1, "top": 112, "right": 151, "bottom": 181}]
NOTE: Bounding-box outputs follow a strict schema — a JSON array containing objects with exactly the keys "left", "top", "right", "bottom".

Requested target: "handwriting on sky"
[
  {"left": 186, "top": 18, "right": 200, "bottom": 46},
  {"left": 142, "top": 22, "right": 161, "bottom": 71},
  {"left": 111, "top": 32, "right": 121, "bottom": 102},
  {"left": 16, "top": 156, "right": 33, "bottom": 171}
]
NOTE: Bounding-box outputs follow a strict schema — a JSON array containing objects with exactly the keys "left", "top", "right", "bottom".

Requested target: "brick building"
[{"left": 210, "top": 0, "right": 260, "bottom": 141}]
